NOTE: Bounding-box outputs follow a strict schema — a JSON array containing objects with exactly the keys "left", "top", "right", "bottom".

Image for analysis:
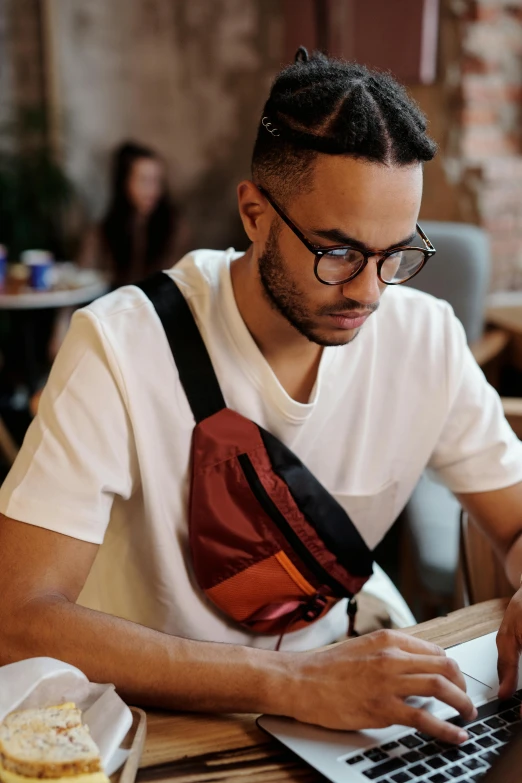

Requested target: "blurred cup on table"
[
  {"left": 0, "top": 245, "right": 7, "bottom": 289},
  {"left": 21, "top": 249, "right": 54, "bottom": 291},
  {"left": 7, "top": 263, "right": 29, "bottom": 294}
]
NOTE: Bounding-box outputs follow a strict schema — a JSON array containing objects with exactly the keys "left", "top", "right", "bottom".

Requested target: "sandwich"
[{"left": 0, "top": 704, "right": 109, "bottom": 783}]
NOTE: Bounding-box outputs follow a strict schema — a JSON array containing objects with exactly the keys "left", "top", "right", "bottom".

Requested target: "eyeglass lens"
[{"left": 317, "top": 247, "right": 426, "bottom": 285}]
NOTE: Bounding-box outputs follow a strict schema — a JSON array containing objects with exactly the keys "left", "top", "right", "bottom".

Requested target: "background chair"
[
  {"left": 409, "top": 222, "right": 490, "bottom": 343},
  {"left": 401, "top": 221, "right": 511, "bottom": 618},
  {"left": 457, "top": 511, "right": 513, "bottom": 608},
  {"left": 458, "top": 401, "right": 522, "bottom": 607}
]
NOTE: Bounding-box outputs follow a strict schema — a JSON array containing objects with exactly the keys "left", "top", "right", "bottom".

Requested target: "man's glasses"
[{"left": 258, "top": 186, "right": 436, "bottom": 286}]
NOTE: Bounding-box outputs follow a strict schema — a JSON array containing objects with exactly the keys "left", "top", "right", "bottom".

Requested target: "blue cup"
[
  {"left": 0, "top": 245, "right": 7, "bottom": 289},
  {"left": 21, "top": 250, "right": 54, "bottom": 291},
  {"left": 29, "top": 262, "right": 53, "bottom": 291}
]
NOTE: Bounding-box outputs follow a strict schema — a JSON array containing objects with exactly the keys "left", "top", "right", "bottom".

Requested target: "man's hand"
[
  {"left": 285, "top": 629, "right": 477, "bottom": 744},
  {"left": 497, "top": 589, "right": 522, "bottom": 699}
]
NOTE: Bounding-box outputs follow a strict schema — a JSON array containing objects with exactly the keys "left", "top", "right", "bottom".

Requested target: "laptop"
[{"left": 257, "top": 631, "right": 522, "bottom": 782}]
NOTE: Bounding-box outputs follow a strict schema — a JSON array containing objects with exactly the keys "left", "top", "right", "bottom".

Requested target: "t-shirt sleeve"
[
  {"left": 0, "top": 310, "right": 138, "bottom": 543},
  {"left": 428, "top": 304, "right": 522, "bottom": 493}
]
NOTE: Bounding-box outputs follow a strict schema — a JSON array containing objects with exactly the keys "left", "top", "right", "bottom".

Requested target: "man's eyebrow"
[{"left": 309, "top": 226, "right": 418, "bottom": 251}]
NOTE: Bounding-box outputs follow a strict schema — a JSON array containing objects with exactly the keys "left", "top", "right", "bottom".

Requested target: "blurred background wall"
[
  {"left": 43, "top": 0, "right": 282, "bottom": 250},
  {"left": 2, "top": 0, "right": 522, "bottom": 289},
  {"left": 1, "top": 0, "right": 282, "bottom": 251}
]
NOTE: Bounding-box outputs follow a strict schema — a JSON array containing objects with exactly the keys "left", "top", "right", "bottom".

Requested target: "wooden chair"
[
  {"left": 453, "top": 346, "right": 522, "bottom": 608},
  {"left": 453, "top": 397, "right": 522, "bottom": 607},
  {"left": 456, "top": 510, "right": 513, "bottom": 608}
]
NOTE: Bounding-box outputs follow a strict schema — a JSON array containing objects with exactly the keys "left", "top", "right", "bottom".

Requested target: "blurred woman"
[
  {"left": 78, "top": 141, "right": 188, "bottom": 287},
  {"left": 45, "top": 142, "right": 188, "bottom": 364}
]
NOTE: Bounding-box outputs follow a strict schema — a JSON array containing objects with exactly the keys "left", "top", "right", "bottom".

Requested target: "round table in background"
[
  {"left": 0, "top": 268, "right": 110, "bottom": 396},
  {"left": 0, "top": 274, "right": 110, "bottom": 310}
]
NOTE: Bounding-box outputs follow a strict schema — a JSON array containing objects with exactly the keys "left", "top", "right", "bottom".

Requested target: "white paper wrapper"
[{"left": 0, "top": 658, "right": 133, "bottom": 777}]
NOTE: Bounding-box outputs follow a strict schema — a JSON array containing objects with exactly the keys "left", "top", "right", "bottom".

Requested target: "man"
[{"left": 1, "top": 49, "right": 522, "bottom": 746}]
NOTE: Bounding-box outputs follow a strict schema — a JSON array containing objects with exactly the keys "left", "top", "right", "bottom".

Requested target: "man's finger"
[
  {"left": 497, "top": 628, "right": 520, "bottom": 699},
  {"left": 398, "top": 674, "right": 476, "bottom": 723},
  {"left": 397, "top": 701, "right": 469, "bottom": 745},
  {"left": 393, "top": 653, "right": 468, "bottom": 694}
]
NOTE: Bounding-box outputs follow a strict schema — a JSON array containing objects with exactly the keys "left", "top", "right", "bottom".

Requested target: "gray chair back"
[
  {"left": 402, "top": 222, "right": 491, "bottom": 615},
  {"left": 407, "top": 221, "right": 490, "bottom": 343}
]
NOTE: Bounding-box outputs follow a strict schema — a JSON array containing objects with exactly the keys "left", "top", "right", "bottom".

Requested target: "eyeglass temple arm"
[
  {"left": 260, "top": 186, "right": 435, "bottom": 257},
  {"left": 258, "top": 186, "right": 319, "bottom": 253},
  {"left": 416, "top": 223, "right": 435, "bottom": 253}
]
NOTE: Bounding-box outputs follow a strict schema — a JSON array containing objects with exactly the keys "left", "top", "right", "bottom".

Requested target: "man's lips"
[{"left": 327, "top": 311, "right": 372, "bottom": 329}]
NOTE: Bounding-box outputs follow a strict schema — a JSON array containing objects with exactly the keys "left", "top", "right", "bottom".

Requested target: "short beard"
[{"left": 258, "top": 223, "right": 374, "bottom": 347}]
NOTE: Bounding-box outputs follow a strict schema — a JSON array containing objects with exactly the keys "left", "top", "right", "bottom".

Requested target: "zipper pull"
[
  {"left": 275, "top": 595, "right": 326, "bottom": 651},
  {"left": 302, "top": 593, "right": 328, "bottom": 623},
  {"left": 347, "top": 596, "right": 359, "bottom": 637}
]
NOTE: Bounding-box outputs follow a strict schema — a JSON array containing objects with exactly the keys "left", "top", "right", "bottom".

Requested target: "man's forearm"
[
  {"left": 0, "top": 589, "right": 482, "bottom": 745},
  {"left": 1, "top": 596, "right": 293, "bottom": 714}
]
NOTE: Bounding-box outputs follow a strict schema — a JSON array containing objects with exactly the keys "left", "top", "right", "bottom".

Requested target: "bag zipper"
[{"left": 238, "top": 453, "right": 351, "bottom": 599}]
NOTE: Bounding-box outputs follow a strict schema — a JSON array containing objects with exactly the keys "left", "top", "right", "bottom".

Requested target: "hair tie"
[{"left": 295, "top": 46, "right": 309, "bottom": 63}]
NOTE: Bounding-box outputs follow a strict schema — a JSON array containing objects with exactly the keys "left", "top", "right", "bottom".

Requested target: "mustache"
[{"left": 318, "top": 299, "right": 380, "bottom": 316}]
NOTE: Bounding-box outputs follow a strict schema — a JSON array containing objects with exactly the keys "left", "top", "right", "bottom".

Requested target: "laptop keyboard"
[{"left": 343, "top": 688, "right": 522, "bottom": 781}]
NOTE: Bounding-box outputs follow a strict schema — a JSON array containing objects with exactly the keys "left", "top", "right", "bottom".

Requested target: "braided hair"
[{"left": 252, "top": 47, "right": 437, "bottom": 203}]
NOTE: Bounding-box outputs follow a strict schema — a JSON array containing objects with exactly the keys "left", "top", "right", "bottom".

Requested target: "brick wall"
[{"left": 449, "top": 0, "right": 522, "bottom": 290}]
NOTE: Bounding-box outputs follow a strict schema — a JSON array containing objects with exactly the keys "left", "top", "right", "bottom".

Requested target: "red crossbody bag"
[{"left": 138, "top": 272, "right": 374, "bottom": 646}]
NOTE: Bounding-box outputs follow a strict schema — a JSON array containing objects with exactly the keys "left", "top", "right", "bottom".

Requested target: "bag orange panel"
[
  {"left": 207, "top": 551, "right": 303, "bottom": 620},
  {"left": 206, "top": 551, "right": 335, "bottom": 633}
]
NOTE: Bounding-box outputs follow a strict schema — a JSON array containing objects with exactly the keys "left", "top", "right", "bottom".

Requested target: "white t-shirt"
[{"left": 1, "top": 249, "right": 522, "bottom": 649}]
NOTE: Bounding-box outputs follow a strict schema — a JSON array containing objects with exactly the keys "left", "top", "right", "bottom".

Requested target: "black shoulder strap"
[{"left": 136, "top": 272, "right": 226, "bottom": 423}]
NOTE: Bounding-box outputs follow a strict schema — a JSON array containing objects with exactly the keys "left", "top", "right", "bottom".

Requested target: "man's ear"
[{"left": 237, "top": 180, "right": 271, "bottom": 243}]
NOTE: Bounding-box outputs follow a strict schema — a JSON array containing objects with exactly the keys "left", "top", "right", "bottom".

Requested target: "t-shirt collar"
[{"left": 217, "top": 248, "right": 338, "bottom": 423}]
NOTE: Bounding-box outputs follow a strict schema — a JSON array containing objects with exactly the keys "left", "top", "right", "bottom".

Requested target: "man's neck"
[{"left": 230, "top": 247, "right": 323, "bottom": 404}]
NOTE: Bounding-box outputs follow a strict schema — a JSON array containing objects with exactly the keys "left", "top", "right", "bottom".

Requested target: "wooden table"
[{"left": 136, "top": 598, "right": 509, "bottom": 783}]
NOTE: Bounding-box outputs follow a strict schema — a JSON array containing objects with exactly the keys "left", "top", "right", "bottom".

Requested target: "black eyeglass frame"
[{"left": 258, "top": 186, "right": 437, "bottom": 286}]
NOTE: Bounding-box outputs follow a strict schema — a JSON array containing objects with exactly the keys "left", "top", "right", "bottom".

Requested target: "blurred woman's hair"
[{"left": 100, "top": 141, "right": 178, "bottom": 279}]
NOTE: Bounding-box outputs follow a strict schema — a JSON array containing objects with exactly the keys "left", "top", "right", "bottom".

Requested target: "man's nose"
[{"left": 340, "top": 256, "right": 383, "bottom": 306}]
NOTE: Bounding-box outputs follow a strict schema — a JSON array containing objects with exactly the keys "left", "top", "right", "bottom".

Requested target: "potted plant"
[{"left": 0, "top": 106, "right": 76, "bottom": 261}]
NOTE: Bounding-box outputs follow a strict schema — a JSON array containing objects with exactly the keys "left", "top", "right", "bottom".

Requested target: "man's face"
[{"left": 258, "top": 155, "right": 423, "bottom": 347}]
